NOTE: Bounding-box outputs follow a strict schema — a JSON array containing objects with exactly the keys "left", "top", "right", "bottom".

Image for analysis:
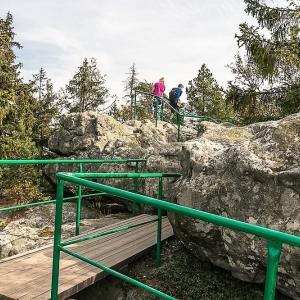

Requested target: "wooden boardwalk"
[{"left": 0, "top": 214, "right": 173, "bottom": 300}]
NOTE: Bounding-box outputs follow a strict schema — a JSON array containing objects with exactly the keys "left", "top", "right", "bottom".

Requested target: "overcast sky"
[{"left": 2, "top": 0, "right": 286, "bottom": 103}]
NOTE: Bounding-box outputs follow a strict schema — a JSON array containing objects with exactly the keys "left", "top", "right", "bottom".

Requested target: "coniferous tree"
[
  {"left": 236, "top": 0, "right": 300, "bottom": 78},
  {"left": 0, "top": 12, "right": 45, "bottom": 202},
  {"left": 230, "top": 1, "right": 300, "bottom": 120},
  {"left": 30, "top": 68, "right": 59, "bottom": 157},
  {"left": 134, "top": 80, "right": 153, "bottom": 120},
  {"left": 123, "top": 63, "right": 139, "bottom": 118},
  {"left": 186, "top": 64, "right": 230, "bottom": 119},
  {"left": 108, "top": 101, "right": 122, "bottom": 121},
  {"left": 225, "top": 53, "right": 281, "bottom": 123},
  {"left": 0, "top": 12, "right": 37, "bottom": 160},
  {"left": 63, "top": 58, "right": 110, "bottom": 113}
]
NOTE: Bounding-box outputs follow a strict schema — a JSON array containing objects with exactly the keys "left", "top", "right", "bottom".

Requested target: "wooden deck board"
[
  {"left": 0, "top": 214, "right": 173, "bottom": 300},
  {"left": 7, "top": 225, "right": 170, "bottom": 299}
]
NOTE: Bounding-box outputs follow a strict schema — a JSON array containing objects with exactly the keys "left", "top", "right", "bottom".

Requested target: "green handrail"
[
  {"left": 51, "top": 172, "right": 300, "bottom": 300},
  {"left": 134, "top": 90, "right": 241, "bottom": 141},
  {"left": 51, "top": 172, "right": 181, "bottom": 300},
  {"left": 0, "top": 158, "right": 146, "bottom": 235}
]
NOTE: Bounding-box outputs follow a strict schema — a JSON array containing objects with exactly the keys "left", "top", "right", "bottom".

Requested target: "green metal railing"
[
  {"left": 134, "top": 90, "right": 241, "bottom": 141},
  {"left": 51, "top": 171, "right": 300, "bottom": 300},
  {"left": 0, "top": 158, "right": 146, "bottom": 235}
]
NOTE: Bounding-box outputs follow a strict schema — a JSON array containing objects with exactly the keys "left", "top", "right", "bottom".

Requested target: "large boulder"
[
  {"left": 45, "top": 112, "right": 195, "bottom": 212},
  {"left": 168, "top": 113, "right": 300, "bottom": 299},
  {"left": 45, "top": 111, "right": 300, "bottom": 299}
]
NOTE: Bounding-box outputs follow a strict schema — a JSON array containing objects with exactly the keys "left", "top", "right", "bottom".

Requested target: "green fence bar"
[
  {"left": 133, "top": 90, "right": 240, "bottom": 142},
  {"left": 132, "top": 161, "right": 140, "bottom": 217},
  {"left": 0, "top": 158, "right": 146, "bottom": 216},
  {"left": 0, "top": 158, "right": 147, "bottom": 165},
  {"left": 156, "top": 177, "right": 163, "bottom": 268},
  {"left": 76, "top": 163, "right": 83, "bottom": 235},
  {"left": 264, "top": 241, "right": 282, "bottom": 300},
  {"left": 50, "top": 178, "right": 64, "bottom": 300},
  {"left": 55, "top": 173, "right": 300, "bottom": 248},
  {"left": 70, "top": 172, "right": 181, "bottom": 179},
  {"left": 58, "top": 246, "right": 176, "bottom": 300},
  {"left": 51, "top": 172, "right": 300, "bottom": 300}
]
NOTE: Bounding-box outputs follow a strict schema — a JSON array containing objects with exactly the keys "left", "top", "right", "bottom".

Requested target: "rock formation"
[
  {"left": 169, "top": 114, "right": 300, "bottom": 299},
  {"left": 41, "top": 112, "right": 300, "bottom": 299},
  {"left": 44, "top": 112, "right": 194, "bottom": 212}
]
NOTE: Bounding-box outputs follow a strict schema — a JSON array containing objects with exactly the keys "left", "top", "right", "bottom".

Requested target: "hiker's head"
[
  {"left": 159, "top": 77, "right": 164, "bottom": 83},
  {"left": 178, "top": 84, "right": 184, "bottom": 90}
]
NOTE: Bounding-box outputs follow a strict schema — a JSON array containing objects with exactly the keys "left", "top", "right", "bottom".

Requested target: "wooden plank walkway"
[{"left": 0, "top": 214, "right": 173, "bottom": 300}]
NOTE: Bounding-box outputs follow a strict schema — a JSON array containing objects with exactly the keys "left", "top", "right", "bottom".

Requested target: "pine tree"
[
  {"left": 225, "top": 53, "right": 280, "bottom": 124},
  {"left": 236, "top": 0, "right": 300, "bottom": 79},
  {"left": 63, "top": 58, "right": 110, "bottom": 113},
  {"left": 30, "top": 68, "right": 59, "bottom": 157},
  {"left": 0, "top": 12, "right": 37, "bottom": 160},
  {"left": 0, "top": 12, "right": 43, "bottom": 201},
  {"left": 123, "top": 63, "right": 139, "bottom": 118},
  {"left": 186, "top": 64, "right": 230, "bottom": 119},
  {"left": 232, "top": 1, "right": 300, "bottom": 120}
]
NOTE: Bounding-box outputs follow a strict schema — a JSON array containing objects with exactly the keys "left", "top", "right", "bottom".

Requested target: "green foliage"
[
  {"left": 125, "top": 240, "right": 290, "bottom": 300},
  {"left": 4, "top": 179, "right": 50, "bottom": 206},
  {"left": 108, "top": 101, "right": 122, "bottom": 121},
  {"left": 0, "top": 12, "right": 52, "bottom": 201},
  {"left": 186, "top": 64, "right": 233, "bottom": 120},
  {"left": 62, "top": 57, "right": 110, "bottom": 113},
  {"left": 134, "top": 80, "right": 153, "bottom": 120},
  {"left": 30, "top": 68, "right": 59, "bottom": 156},
  {"left": 225, "top": 53, "right": 280, "bottom": 124},
  {"left": 228, "top": 1, "right": 300, "bottom": 122},
  {"left": 122, "top": 63, "right": 139, "bottom": 119},
  {"left": 0, "top": 12, "right": 38, "bottom": 160},
  {"left": 236, "top": 0, "right": 300, "bottom": 79}
]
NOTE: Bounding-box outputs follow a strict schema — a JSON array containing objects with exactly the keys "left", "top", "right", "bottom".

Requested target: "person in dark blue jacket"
[{"left": 170, "top": 84, "right": 184, "bottom": 123}]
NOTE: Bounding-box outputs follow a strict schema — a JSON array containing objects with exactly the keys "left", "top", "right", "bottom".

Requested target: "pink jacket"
[{"left": 153, "top": 82, "right": 165, "bottom": 97}]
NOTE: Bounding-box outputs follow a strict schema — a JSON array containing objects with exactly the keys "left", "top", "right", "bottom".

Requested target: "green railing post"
[
  {"left": 50, "top": 179, "right": 64, "bottom": 300},
  {"left": 76, "top": 163, "right": 83, "bottom": 235},
  {"left": 161, "top": 98, "right": 164, "bottom": 121},
  {"left": 177, "top": 111, "right": 181, "bottom": 142},
  {"left": 132, "top": 162, "right": 139, "bottom": 217},
  {"left": 264, "top": 240, "right": 282, "bottom": 300},
  {"left": 156, "top": 177, "right": 163, "bottom": 268},
  {"left": 155, "top": 100, "right": 158, "bottom": 127}
]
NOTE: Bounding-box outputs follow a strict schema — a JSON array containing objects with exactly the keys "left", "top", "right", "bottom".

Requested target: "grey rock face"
[
  {"left": 45, "top": 112, "right": 194, "bottom": 213},
  {"left": 45, "top": 111, "right": 300, "bottom": 299},
  {"left": 168, "top": 113, "right": 300, "bottom": 299},
  {"left": 0, "top": 202, "right": 123, "bottom": 259}
]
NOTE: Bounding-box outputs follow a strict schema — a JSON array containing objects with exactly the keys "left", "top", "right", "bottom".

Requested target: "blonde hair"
[{"left": 159, "top": 77, "right": 164, "bottom": 83}]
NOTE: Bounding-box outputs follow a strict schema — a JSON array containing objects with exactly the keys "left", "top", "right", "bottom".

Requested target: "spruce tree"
[
  {"left": 63, "top": 58, "right": 110, "bottom": 113},
  {"left": 236, "top": 0, "right": 300, "bottom": 78},
  {"left": 30, "top": 68, "right": 59, "bottom": 157},
  {"left": 0, "top": 12, "right": 44, "bottom": 203},
  {"left": 0, "top": 12, "right": 37, "bottom": 160},
  {"left": 186, "top": 64, "right": 230, "bottom": 119},
  {"left": 123, "top": 63, "right": 139, "bottom": 119}
]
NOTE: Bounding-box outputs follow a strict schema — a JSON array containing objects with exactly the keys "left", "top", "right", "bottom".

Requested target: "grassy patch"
[{"left": 124, "top": 239, "right": 291, "bottom": 300}]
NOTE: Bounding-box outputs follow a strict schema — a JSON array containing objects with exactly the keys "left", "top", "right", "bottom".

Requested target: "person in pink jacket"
[{"left": 151, "top": 77, "right": 165, "bottom": 119}]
